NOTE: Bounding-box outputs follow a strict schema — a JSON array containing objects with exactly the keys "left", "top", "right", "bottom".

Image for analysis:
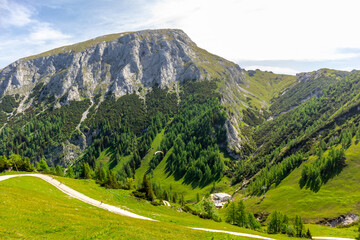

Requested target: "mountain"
[
  {"left": 0, "top": 29, "right": 244, "bottom": 100},
  {"left": 1, "top": 29, "right": 360, "bottom": 223},
  {"left": 0, "top": 29, "right": 248, "bottom": 162}
]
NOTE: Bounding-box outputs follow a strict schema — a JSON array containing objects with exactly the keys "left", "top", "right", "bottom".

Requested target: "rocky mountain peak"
[{"left": 0, "top": 29, "right": 243, "bottom": 106}]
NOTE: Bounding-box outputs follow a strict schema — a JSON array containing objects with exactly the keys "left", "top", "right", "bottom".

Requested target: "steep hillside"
[
  {"left": 229, "top": 69, "right": 360, "bottom": 223},
  {"left": 270, "top": 68, "right": 350, "bottom": 115},
  {"left": 0, "top": 29, "right": 247, "bottom": 164},
  {"left": 2, "top": 29, "right": 360, "bottom": 229}
]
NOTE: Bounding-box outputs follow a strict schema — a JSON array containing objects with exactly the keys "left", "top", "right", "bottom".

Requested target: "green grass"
[
  {"left": 244, "top": 70, "right": 297, "bottom": 107},
  {"left": 243, "top": 141, "right": 360, "bottom": 225},
  {"left": 135, "top": 129, "right": 165, "bottom": 182},
  {"left": 150, "top": 148, "right": 236, "bottom": 202},
  {"left": 0, "top": 175, "right": 297, "bottom": 240},
  {"left": 134, "top": 129, "right": 238, "bottom": 202},
  {"left": 22, "top": 32, "right": 131, "bottom": 61},
  {"left": 52, "top": 176, "right": 300, "bottom": 240},
  {"left": 305, "top": 224, "right": 358, "bottom": 238},
  {"left": 95, "top": 147, "right": 133, "bottom": 173}
]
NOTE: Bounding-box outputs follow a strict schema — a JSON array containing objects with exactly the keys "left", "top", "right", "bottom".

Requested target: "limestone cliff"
[{"left": 0, "top": 29, "right": 247, "bottom": 157}]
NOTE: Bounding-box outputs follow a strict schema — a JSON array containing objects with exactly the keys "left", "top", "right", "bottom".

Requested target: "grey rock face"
[
  {"left": 0, "top": 29, "right": 246, "bottom": 157},
  {"left": 0, "top": 29, "right": 242, "bottom": 102}
]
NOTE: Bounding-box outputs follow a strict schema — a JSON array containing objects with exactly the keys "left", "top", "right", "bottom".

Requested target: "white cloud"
[
  {"left": 0, "top": 1, "right": 72, "bottom": 67},
  {"left": 244, "top": 65, "right": 298, "bottom": 75},
  {"left": 144, "top": 0, "right": 360, "bottom": 63},
  {"left": 29, "top": 23, "right": 71, "bottom": 44},
  {"left": 0, "top": 0, "right": 33, "bottom": 27},
  {"left": 2, "top": 0, "right": 360, "bottom": 74}
]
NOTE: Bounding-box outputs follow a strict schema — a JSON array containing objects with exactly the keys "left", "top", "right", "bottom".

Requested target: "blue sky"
[{"left": 1, "top": 0, "right": 360, "bottom": 75}]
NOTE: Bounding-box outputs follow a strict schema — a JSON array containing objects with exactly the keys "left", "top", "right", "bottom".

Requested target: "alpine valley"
[{"left": 0, "top": 29, "right": 359, "bottom": 239}]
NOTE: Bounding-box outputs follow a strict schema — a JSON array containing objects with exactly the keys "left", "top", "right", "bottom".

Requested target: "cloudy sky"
[{"left": 1, "top": 0, "right": 360, "bottom": 74}]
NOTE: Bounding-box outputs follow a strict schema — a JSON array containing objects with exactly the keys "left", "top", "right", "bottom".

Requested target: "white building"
[{"left": 211, "top": 193, "right": 232, "bottom": 208}]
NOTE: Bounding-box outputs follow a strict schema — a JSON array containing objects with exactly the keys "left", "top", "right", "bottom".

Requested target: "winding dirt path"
[
  {"left": 190, "top": 227, "right": 274, "bottom": 240},
  {"left": 0, "top": 174, "right": 154, "bottom": 221},
  {"left": 0, "top": 174, "right": 356, "bottom": 240}
]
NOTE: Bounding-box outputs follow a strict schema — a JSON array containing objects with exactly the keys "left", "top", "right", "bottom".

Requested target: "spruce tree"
[
  {"left": 294, "top": 215, "right": 304, "bottom": 237},
  {"left": 306, "top": 228, "right": 312, "bottom": 239},
  {"left": 225, "top": 202, "right": 237, "bottom": 225},
  {"left": 237, "top": 200, "right": 248, "bottom": 227},
  {"left": 65, "top": 166, "right": 75, "bottom": 178},
  {"left": 39, "top": 159, "right": 49, "bottom": 173},
  {"left": 81, "top": 162, "right": 93, "bottom": 179},
  {"left": 55, "top": 165, "right": 64, "bottom": 176},
  {"left": 142, "top": 174, "right": 154, "bottom": 201},
  {"left": 267, "top": 211, "right": 280, "bottom": 234},
  {"left": 248, "top": 212, "right": 261, "bottom": 229}
]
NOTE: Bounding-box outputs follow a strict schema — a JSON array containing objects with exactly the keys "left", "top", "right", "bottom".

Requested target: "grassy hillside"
[
  {"left": 269, "top": 69, "right": 349, "bottom": 115},
  {"left": 0, "top": 175, "right": 300, "bottom": 240},
  {"left": 133, "top": 128, "right": 238, "bottom": 202},
  {"left": 242, "top": 140, "right": 360, "bottom": 222},
  {"left": 244, "top": 70, "right": 297, "bottom": 108}
]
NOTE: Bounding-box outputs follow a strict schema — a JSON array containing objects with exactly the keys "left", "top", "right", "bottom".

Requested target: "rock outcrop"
[{"left": 0, "top": 29, "right": 247, "bottom": 157}]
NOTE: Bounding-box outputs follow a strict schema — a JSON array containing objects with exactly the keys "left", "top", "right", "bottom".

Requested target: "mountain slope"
[
  {"left": 0, "top": 29, "right": 249, "bottom": 163},
  {"left": 0, "top": 29, "right": 243, "bottom": 105},
  {"left": 2, "top": 29, "right": 360, "bottom": 226}
]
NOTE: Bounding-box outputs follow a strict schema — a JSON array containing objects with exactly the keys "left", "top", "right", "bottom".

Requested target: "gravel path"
[
  {"left": 190, "top": 227, "right": 275, "bottom": 240},
  {"left": 0, "top": 174, "right": 154, "bottom": 221}
]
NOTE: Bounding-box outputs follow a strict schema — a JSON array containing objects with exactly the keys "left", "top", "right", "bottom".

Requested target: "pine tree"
[
  {"left": 267, "top": 211, "right": 280, "bottom": 234},
  {"left": 237, "top": 200, "right": 248, "bottom": 227},
  {"left": 55, "top": 165, "right": 64, "bottom": 176},
  {"left": 306, "top": 228, "right": 312, "bottom": 239},
  {"left": 163, "top": 190, "right": 169, "bottom": 201},
  {"left": 248, "top": 212, "right": 261, "bottom": 229},
  {"left": 103, "top": 169, "right": 121, "bottom": 189},
  {"left": 225, "top": 202, "right": 237, "bottom": 225},
  {"left": 180, "top": 194, "right": 185, "bottom": 206},
  {"left": 115, "top": 152, "right": 121, "bottom": 164},
  {"left": 142, "top": 174, "right": 154, "bottom": 201},
  {"left": 294, "top": 215, "right": 305, "bottom": 237},
  {"left": 39, "top": 159, "right": 49, "bottom": 173},
  {"left": 22, "top": 157, "right": 34, "bottom": 172},
  {"left": 65, "top": 166, "right": 75, "bottom": 178},
  {"left": 125, "top": 178, "right": 135, "bottom": 191},
  {"left": 81, "top": 162, "right": 93, "bottom": 179}
]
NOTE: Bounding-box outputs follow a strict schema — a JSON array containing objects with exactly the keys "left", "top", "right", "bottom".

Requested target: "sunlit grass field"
[
  {"left": 243, "top": 141, "right": 360, "bottom": 221},
  {"left": 1, "top": 175, "right": 305, "bottom": 240},
  {"left": 0, "top": 176, "right": 249, "bottom": 239}
]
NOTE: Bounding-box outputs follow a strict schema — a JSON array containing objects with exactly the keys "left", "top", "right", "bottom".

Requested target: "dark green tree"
[
  {"left": 225, "top": 202, "right": 237, "bottom": 225},
  {"left": 65, "top": 166, "right": 75, "bottom": 178},
  {"left": 267, "top": 211, "right": 280, "bottom": 234},
  {"left": 102, "top": 169, "right": 121, "bottom": 189},
  {"left": 142, "top": 174, "right": 154, "bottom": 201},
  {"left": 306, "top": 228, "right": 312, "bottom": 239},
  {"left": 81, "top": 162, "right": 93, "bottom": 179},
  {"left": 38, "top": 159, "right": 49, "bottom": 173},
  {"left": 237, "top": 200, "right": 248, "bottom": 227},
  {"left": 248, "top": 212, "right": 261, "bottom": 230},
  {"left": 55, "top": 165, "right": 64, "bottom": 176},
  {"left": 294, "top": 215, "right": 305, "bottom": 237}
]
